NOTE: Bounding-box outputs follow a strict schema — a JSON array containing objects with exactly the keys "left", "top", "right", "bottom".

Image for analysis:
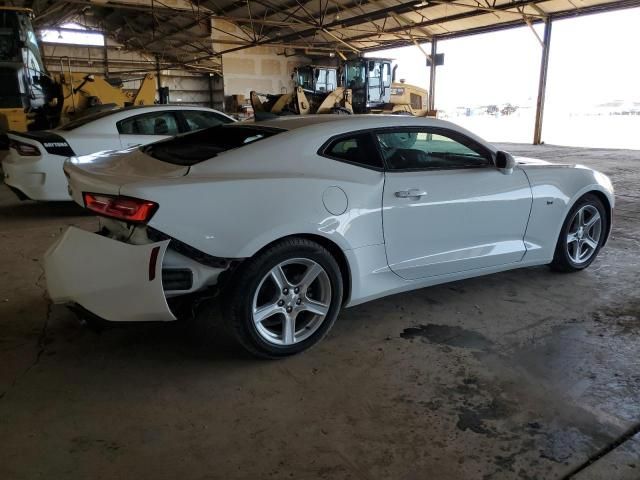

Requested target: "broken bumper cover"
[{"left": 44, "top": 226, "right": 176, "bottom": 322}]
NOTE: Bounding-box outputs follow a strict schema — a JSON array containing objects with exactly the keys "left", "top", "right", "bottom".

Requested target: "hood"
[
  {"left": 515, "top": 156, "right": 553, "bottom": 166},
  {"left": 64, "top": 147, "right": 188, "bottom": 203},
  {"left": 515, "top": 156, "right": 574, "bottom": 168}
]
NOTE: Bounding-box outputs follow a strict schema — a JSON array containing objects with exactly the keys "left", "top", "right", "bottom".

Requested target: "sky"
[
  {"left": 368, "top": 7, "right": 640, "bottom": 114},
  {"left": 40, "top": 23, "right": 105, "bottom": 46}
]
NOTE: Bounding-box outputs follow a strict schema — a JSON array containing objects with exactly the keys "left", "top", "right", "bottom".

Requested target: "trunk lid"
[
  {"left": 8, "top": 130, "right": 75, "bottom": 157},
  {"left": 65, "top": 147, "right": 189, "bottom": 204}
]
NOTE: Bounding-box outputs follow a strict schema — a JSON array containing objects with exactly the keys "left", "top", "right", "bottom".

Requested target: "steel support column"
[
  {"left": 102, "top": 34, "right": 109, "bottom": 77},
  {"left": 155, "top": 56, "right": 163, "bottom": 103},
  {"left": 429, "top": 38, "right": 437, "bottom": 111},
  {"left": 533, "top": 18, "right": 552, "bottom": 145},
  {"left": 208, "top": 74, "right": 214, "bottom": 109}
]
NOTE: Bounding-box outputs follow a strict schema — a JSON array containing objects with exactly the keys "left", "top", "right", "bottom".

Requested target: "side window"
[
  {"left": 376, "top": 130, "right": 491, "bottom": 170},
  {"left": 117, "top": 111, "right": 180, "bottom": 135},
  {"left": 323, "top": 133, "right": 383, "bottom": 170},
  {"left": 182, "top": 111, "right": 232, "bottom": 132}
]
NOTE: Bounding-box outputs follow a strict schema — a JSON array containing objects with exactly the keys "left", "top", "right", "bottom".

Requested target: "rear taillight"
[
  {"left": 9, "top": 139, "right": 40, "bottom": 156},
  {"left": 83, "top": 193, "right": 158, "bottom": 223}
]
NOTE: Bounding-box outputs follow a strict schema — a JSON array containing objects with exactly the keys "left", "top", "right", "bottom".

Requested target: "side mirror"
[{"left": 495, "top": 151, "right": 516, "bottom": 175}]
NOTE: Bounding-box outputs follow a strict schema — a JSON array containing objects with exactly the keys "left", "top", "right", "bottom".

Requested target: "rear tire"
[
  {"left": 550, "top": 193, "right": 607, "bottom": 272},
  {"left": 223, "top": 238, "right": 343, "bottom": 358}
]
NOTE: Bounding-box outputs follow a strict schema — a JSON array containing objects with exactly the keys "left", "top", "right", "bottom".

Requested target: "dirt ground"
[{"left": 0, "top": 143, "right": 638, "bottom": 479}]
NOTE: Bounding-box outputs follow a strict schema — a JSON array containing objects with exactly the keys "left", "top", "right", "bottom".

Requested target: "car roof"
[
  {"left": 252, "top": 114, "right": 460, "bottom": 132},
  {"left": 57, "top": 105, "right": 233, "bottom": 133},
  {"left": 248, "top": 115, "right": 496, "bottom": 154},
  {"left": 112, "top": 104, "right": 215, "bottom": 112}
]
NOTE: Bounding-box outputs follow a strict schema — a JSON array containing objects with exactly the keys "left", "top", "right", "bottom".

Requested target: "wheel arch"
[
  {"left": 565, "top": 189, "right": 613, "bottom": 247},
  {"left": 249, "top": 233, "right": 352, "bottom": 306},
  {"left": 588, "top": 190, "right": 613, "bottom": 246}
]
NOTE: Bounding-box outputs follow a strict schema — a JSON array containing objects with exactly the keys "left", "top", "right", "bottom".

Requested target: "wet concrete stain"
[
  {"left": 593, "top": 303, "right": 640, "bottom": 335},
  {"left": 538, "top": 427, "right": 593, "bottom": 464},
  {"left": 400, "top": 323, "right": 494, "bottom": 350},
  {"left": 457, "top": 407, "right": 493, "bottom": 435},
  {"left": 455, "top": 397, "right": 513, "bottom": 437}
]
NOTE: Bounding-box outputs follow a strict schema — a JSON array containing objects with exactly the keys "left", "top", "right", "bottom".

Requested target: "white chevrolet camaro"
[
  {"left": 44, "top": 115, "right": 614, "bottom": 357},
  {"left": 2, "top": 105, "right": 235, "bottom": 201}
]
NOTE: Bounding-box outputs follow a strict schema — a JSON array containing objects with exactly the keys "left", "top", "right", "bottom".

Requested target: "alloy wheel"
[
  {"left": 252, "top": 258, "right": 332, "bottom": 346},
  {"left": 566, "top": 204, "right": 602, "bottom": 265}
]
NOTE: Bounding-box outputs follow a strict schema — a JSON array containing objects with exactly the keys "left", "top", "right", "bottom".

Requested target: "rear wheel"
[
  {"left": 550, "top": 194, "right": 607, "bottom": 272},
  {"left": 223, "top": 238, "right": 343, "bottom": 358}
]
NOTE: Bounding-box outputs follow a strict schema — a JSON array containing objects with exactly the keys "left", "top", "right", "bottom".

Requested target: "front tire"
[
  {"left": 223, "top": 238, "right": 343, "bottom": 358},
  {"left": 550, "top": 193, "right": 607, "bottom": 272}
]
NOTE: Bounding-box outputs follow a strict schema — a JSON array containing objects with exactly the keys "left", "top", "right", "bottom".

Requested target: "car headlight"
[{"left": 594, "top": 171, "right": 614, "bottom": 193}]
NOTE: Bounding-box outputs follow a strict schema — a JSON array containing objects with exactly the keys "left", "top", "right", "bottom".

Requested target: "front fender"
[{"left": 521, "top": 165, "right": 614, "bottom": 263}]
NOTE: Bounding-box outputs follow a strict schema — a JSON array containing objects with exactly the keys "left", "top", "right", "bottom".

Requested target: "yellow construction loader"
[
  {"left": 250, "top": 61, "right": 433, "bottom": 119},
  {"left": 0, "top": 7, "right": 156, "bottom": 134},
  {"left": 251, "top": 65, "right": 353, "bottom": 120},
  {"left": 251, "top": 86, "right": 353, "bottom": 119}
]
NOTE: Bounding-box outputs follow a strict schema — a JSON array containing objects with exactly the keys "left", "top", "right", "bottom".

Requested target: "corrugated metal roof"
[{"left": 15, "top": 0, "right": 640, "bottom": 74}]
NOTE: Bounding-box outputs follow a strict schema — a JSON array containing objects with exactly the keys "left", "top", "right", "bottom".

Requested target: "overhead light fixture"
[{"left": 414, "top": 1, "right": 429, "bottom": 7}]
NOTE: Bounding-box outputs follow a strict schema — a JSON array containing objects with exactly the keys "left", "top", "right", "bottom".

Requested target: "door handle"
[{"left": 395, "top": 189, "right": 427, "bottom": 199}]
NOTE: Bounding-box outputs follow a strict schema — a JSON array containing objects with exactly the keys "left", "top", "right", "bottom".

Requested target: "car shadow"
[
  {"left": 0, "top": 200, "right": 90, "bottom": 219},
  {"left": 50, "top": 302, "right": 259, "bottom": 365}
]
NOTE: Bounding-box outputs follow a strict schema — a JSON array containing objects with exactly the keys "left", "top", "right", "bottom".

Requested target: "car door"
[
  {"left": 117, "top": 111, "right": 181, "bottom": 148},
  {"left": 380, "top": 128, "right": 532, "bottom": 280}
]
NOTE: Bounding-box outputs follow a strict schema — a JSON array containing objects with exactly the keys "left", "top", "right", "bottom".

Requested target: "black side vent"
[
  {"left": 147, "top": 227, "right": 231, "bottom": 268},
  {"left": 162, "top": 269, "right": 193, "bottom": 291}
]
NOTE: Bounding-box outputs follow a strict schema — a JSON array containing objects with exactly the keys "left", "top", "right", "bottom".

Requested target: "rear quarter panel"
[{"left": 121, "top": 135, "right": 385, "bottom": 259}]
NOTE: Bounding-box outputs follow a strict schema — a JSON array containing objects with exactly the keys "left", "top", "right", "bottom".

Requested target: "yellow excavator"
[{"left": 0, "top": 7, "right": 156, "bottom": 134}]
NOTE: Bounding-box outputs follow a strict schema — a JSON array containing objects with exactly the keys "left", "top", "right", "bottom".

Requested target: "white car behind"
[{"left": 2, "top": 105, "right": 235, "bottom": 201}]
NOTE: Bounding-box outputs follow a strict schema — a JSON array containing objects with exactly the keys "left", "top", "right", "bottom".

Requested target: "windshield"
[
  {"left": 143, "top": 124, "right": 284, "bottom": 166},
  {"left": 296, "top": 67, "right": 314, "bottom": 91}
]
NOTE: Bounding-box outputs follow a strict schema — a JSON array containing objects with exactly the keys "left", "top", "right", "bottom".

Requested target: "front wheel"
[
  {"left": 550, "top": 193, "right": 607, "bottom": 272},
  {"left": 223, "top": 238, "right": 343, "bottom": 358}
]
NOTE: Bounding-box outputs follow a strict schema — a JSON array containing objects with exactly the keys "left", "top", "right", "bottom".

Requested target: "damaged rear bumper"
[{"left": 44, "top": 226, "right": 176, "bottom": 322}]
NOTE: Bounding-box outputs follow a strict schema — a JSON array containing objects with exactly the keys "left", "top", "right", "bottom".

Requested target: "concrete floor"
[{"left": 0, "top": 143, "right": 639, "bottom": 479}]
